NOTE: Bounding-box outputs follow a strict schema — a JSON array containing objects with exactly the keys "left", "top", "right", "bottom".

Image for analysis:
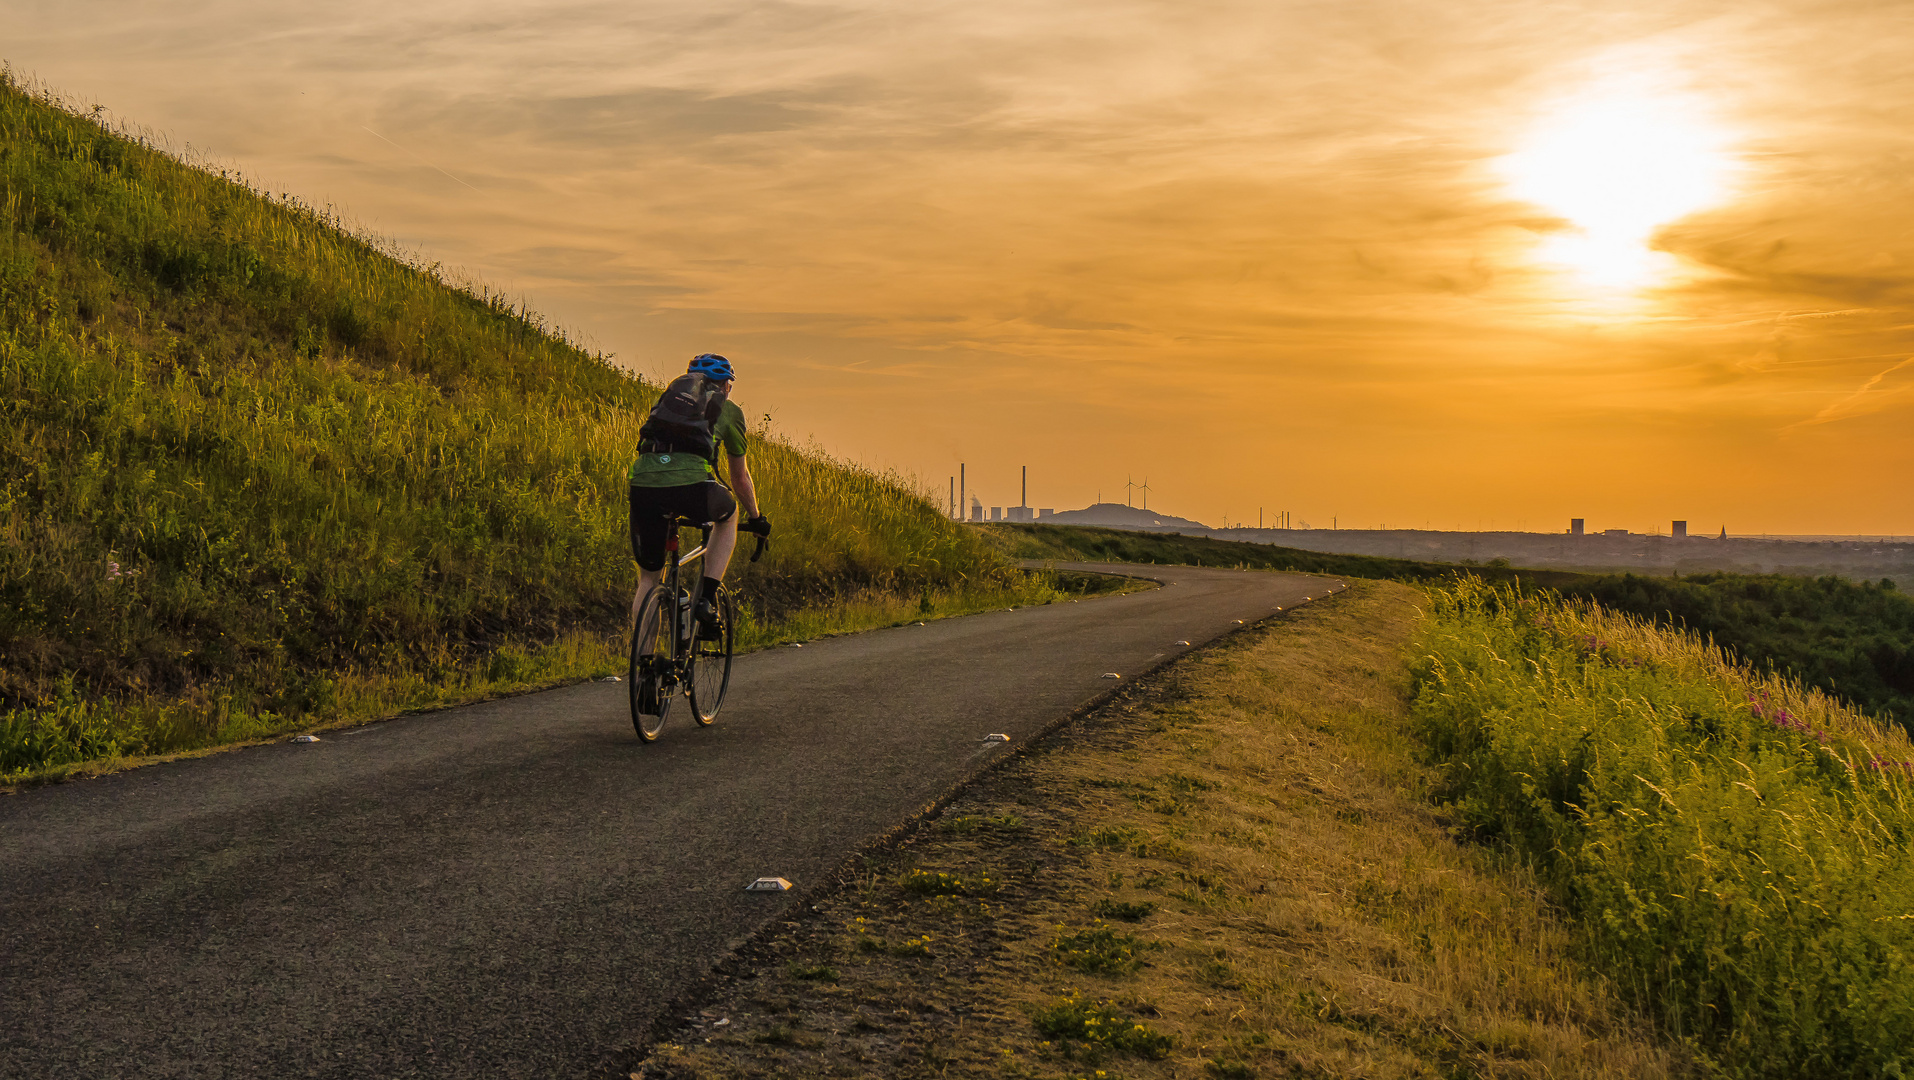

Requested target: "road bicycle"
[{"left": 629, "top": 515, "right": 768, "bottom": 742}]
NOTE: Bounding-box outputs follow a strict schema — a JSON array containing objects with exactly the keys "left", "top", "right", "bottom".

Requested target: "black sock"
[{"left": 701, "top": 577, "right": 723, "bottom": 603}]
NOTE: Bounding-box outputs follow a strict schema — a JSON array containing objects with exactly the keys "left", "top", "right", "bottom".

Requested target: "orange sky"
[{"left": 10, "top": 1, "right": 1914, "bottom": 534}]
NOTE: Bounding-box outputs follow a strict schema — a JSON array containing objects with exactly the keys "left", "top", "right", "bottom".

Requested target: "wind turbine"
[
  {"left": 1125, "top": 476, "right": 1136, "bottom": 508},
  {"left": 1138, "top": 478, "right": 1151, "bottom": 512}
]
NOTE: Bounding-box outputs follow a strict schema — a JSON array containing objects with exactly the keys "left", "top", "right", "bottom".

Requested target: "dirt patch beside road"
[{"left": 632, "top": 580, "right": 1683, "bottom": 1079}]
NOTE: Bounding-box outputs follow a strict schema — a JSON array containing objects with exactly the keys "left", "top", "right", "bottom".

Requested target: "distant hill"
[{"left": 1042, "top": 502, "right": 1211, "bottom": 531}]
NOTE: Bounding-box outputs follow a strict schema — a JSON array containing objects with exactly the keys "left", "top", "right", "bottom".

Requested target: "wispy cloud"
[{"left": 1790, "top": 356, "right": 1914, "bottom": 429}]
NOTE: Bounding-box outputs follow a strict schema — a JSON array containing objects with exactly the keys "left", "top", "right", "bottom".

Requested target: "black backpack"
[{"left": 639, "top": 373, "right": 725, "bottom": 461}]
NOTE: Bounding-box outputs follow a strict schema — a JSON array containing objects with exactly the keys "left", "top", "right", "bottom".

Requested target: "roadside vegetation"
[
  {"left": 638, "top": 582, "right": 1681, "bottom": 1079},
  {"left": 0, "top": 75, "right": 1065, "bottom": 783},
  {"left": 1000, "top": 523, "right": 1914, "bottom": 735},
  {"left": 987, "top": 521, "right": 1597, "bottom": 590},
  {"left": 1415, "top": 580, "right": 1914, "bottom": 1077},
  {"left": 1568, "top": 571, "right": 1914, "bottom": 734}
]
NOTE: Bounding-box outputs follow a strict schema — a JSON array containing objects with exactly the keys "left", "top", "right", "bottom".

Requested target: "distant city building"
[
  {"left": 1038, "top": 508, "right": 1054, "bottom": 518},
  {"left": 1569, "top": 518, "right": 1585, "bottom": 536},
  {"left": 1603, "top": 528, "right": 1629, "bottom": 537},
  {"left": 991, "top": 507, "right": 1003, "bottom": 521},
  {"left": 1005, "top": 506, "right": 1034, "bottom": 523},
  {"left": 1672, "top": 520, "right": 1687, "bottom": 539},
  {"left": 969, "top": 497, "right": 983, "bottom": 523}
]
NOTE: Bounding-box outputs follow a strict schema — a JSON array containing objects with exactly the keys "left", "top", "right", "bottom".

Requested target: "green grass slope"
[
  {"left": 1416, "top": 580, "right": 1914, "bottom": 1076},
  {"left": 0, "top": 76, "right": 1032, "bottom": 780}
]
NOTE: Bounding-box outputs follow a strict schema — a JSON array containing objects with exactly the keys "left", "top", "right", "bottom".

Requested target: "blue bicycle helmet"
[{"left": 689, "top": 353, "right": 734, "bottom": 381}]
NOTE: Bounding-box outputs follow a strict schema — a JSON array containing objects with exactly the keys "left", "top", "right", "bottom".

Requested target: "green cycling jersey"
[{"left": 627, "top": 398, "right": 749, "bottom": 488}]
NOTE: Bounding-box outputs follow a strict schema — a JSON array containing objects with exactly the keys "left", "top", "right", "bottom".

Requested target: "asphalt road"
[{"left": 1, "top": 563, "right": 1342, "bottom": 1079}]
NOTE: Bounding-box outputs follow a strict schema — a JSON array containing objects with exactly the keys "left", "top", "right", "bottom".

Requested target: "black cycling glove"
[{"left": 743, "top": 515, "right": 772, "bottom": 538}]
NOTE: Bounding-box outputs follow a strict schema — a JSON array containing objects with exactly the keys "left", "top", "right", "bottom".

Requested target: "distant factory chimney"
[
  {"left": 1672, "top": 520, "right": 1688, "bottom": 539},
  {"left": 1719, "top": 525, "right": 1727, "bottom": 540},
  {"left": 1569, "top": 518, "right": 1585, "bottom": 537}
]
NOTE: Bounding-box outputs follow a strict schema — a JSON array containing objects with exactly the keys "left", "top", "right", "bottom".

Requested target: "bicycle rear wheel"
[
  {"left": 688, "top": 585, "right": 736, "bottom": 725},
  {"left": 630, "top": 587, "right": 674, "bottom": 742}
]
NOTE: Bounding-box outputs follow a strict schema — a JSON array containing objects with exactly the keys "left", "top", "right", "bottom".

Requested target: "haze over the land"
[{"left": 8, "top": 0, "right": 1913, "bottom": 534}]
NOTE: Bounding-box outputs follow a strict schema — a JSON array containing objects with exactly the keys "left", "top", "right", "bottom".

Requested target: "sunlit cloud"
[
  {"left": 1497, "top": 66, "right": 1740, "bottom": 288},
  {"left": 7, "top": 0, "right": 1914, "bottom": 531}
]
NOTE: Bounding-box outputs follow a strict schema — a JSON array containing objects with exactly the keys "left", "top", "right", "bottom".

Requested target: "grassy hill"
[{"left": 0, "top": 75, "right": 1042, "bottom": 781}]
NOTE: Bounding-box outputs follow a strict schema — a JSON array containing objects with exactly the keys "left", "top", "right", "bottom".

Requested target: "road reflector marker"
[
  {"left": 984, "top": 733, "right": 1010, "bottom": 743},
  {"left": 1101, "top": 672, "right": 1121, "bottom": 679},
  {"left": 291, "top": 735, "right": 320, "bottom": 743},
  {"left": 746, "top": 877, "right": 793, "bottom": 892}
]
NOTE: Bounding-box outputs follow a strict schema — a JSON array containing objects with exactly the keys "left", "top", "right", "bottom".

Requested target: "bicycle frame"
[
  {"left": 629, "top": 515, "right": 766, "bottom": 741},
  {"left": 656, "top": 522, "right": 712, "bottom": 657}
]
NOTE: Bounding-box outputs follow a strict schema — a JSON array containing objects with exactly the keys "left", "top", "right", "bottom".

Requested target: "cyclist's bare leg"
[{"left": 703, "top": 513, "right": 741, "bottom": 583}]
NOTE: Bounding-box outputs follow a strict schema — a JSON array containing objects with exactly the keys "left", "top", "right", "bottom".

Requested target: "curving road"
[{"left": 0, "top": 563, "right": 1343, "bottom": 1078}]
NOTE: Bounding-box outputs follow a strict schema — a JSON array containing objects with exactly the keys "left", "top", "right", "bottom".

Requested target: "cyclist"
[{"left": 628, "top": 354, "right": 768, "bottom": 667}]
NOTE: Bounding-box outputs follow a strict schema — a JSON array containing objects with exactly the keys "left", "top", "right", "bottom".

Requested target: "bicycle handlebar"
[{"left": 740, "top": 515, "right": 771, "bottom": 563}]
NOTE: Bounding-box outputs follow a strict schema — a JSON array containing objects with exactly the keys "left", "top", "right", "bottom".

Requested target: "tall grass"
[
  {"left": 1413, "top": 578, "right": 1914, "bottom": 1077},
  {"left": 0, "top": 73, "right": 1034, "bottom": 779},
  {"left": 1567, "top": 571, "right": 1914, "bottom": 734}
]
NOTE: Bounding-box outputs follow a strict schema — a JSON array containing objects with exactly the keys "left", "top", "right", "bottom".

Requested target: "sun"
[{"left": 1498, "top": 80, "right": 1737, "bottom": 288}]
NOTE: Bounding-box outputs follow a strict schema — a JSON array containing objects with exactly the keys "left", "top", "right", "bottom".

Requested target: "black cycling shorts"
[{"left": 629, "top": 481, "right": 739, "bottom": 571}]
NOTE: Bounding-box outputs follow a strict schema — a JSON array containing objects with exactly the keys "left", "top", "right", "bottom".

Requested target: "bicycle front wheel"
[
  {"left": 688, "top": 585, "right": 736, "bottom": 725},
  {"left": 630, "top": 587, "right": 674, "bottom": 742}
]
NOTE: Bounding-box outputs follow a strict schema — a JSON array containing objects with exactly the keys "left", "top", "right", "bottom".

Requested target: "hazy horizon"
[
  {"left": 8, "top": 0, "right": 1913, "bottom": 534},
  {"left": 1031, "top": 500, "right": 1914, "bottom": 540}
]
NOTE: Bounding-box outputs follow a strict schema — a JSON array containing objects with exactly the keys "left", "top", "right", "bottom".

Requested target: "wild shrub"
[
  {"left": 1067, "top": 825, "right": 1140, "bottom": 850},
  {"left": 897, "top": 869, "right": 999, "bottom": 897},
  {"left": 1052, "top": 922, "right": 1156, "bottom": 976},
  {"left": 1413, "top": 578, "right": 1914, "bottom": 1077},
  {"left": 1089, "top": 898, "right": 1155, "bottom": 922},
  {"left": 936, "top": 812, "right": 1023, "bottom": 835},
  {"left": 1031, "top": 992, "right": 1173, "bottom": 1059}
]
